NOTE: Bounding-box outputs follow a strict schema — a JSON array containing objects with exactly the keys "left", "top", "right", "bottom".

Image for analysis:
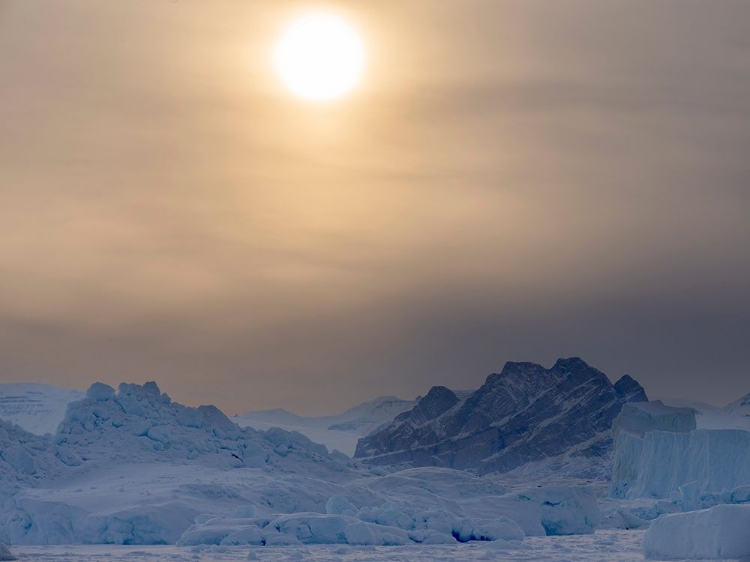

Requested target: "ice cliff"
[{"left": 611, "top": 400, "right": 750, "bottom": 502}]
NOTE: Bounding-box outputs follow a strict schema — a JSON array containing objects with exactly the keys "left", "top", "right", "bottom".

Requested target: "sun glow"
[{"left": 273, "top": 13, "right": 365, "bottom": 101}]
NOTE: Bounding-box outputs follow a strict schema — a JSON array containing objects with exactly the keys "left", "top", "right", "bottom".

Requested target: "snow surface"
[
  {"left": 0, "top": 383, "right": 84, "bottom": 435},
  {"left": 233, "top": 396, "right": 415, "bottom": 457},
  {"left": 644, "top": 504, "right": 750, "bottom": 559}
]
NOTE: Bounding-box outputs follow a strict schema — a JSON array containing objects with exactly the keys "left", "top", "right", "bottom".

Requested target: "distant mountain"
[
  {"left": 0, "top": 383, "right": 85, "bottom": 435},
  {"left": 233, "top": 395, "right": 416, "bottom": 456},
  {"left": 661, "top": 391, "right": 750, "bottom": 430},
  {"left": 355, "top": 357, "right": 647, "bottom": 475},
  {"left": 722, "top": 391, "right": 750, "bottom": 427}
]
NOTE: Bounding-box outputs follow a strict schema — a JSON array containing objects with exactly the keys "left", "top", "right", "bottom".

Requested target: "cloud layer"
[{"left": 1, "top": 0, "right": 748, "bottom": 414}]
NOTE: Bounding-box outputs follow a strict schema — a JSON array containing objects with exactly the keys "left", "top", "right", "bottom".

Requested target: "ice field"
[{"left": 1, "top": 379, "right": 750, "bottom": 560}]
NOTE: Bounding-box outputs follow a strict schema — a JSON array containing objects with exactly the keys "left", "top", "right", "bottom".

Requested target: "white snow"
[
  {"left": 0, "top": 383, "right": 84, "bottom": 435},
  {"left": 643, "top": 504, "right": 750, "bottom": 559}
]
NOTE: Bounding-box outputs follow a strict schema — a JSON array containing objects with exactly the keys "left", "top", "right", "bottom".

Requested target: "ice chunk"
[
  {"left": 326, "top": 495, "right": 356, "bottom": 516},
  {"left": 178, "top": 518, "right": 260, "bottom": 546},
  {"left": 343, "top": 522, "right": 375, "bottom": 545},
  {"left": 86, "top": 383, "right": 115, "bottom": 402},
  {"left": 220, "top": 527, "right": 264, "bottom": 546},
  {"left": 644, "top": 504, "right": 750, "bottom": 559},
  {"left": 614, "top": 401, "right": 696, "bottom": 437},
  {"left": 232, "top": 505, "right": 258, "bottom": 518},
  {"left": 1, "top": 446, "right": 36, "bottom": 475},
  {"left": 0, "top": 543, "right": 16, "bottom": 561},
  {"left": 731, "top": 485, "right": 750, "bottom": 504},
  {"left": 519, "top": 486, "right": 601, "bottom": 535}
]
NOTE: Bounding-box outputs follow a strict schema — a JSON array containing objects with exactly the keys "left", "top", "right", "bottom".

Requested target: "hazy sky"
[{"left": 1, "top": 0, "right": 749, "bottom": 415}]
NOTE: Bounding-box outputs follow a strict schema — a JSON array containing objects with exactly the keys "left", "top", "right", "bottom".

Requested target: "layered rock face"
[{"left": 355, "top": 358, "right": 646, "bottom": 474}]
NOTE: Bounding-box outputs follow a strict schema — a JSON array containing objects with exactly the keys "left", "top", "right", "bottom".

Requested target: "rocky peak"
[
  {"left": 355, "top": 358, "right": 648, "bottom": 475},
  {"left": 412, "top": 386, "right": 459, "bottom": 423},
  {"left": 614, "top": 375, "right": 648, "bottom": 403}
]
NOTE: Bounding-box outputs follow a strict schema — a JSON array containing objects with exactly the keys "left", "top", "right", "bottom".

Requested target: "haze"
[{"left": 1, "top": 0, "right": 748, "bottom": 415}]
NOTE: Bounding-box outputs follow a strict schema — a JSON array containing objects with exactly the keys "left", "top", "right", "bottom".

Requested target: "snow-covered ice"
[
  {"left": 0, "top": 381, "right": 609, "bottom": 548},
  {"left": 4, "top": 378, "right": 750, "bottom": 561}
]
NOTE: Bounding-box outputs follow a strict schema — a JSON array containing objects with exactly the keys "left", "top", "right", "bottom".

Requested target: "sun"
[{"left": 273, "top": 13, "right": 365, "bottom": 101}]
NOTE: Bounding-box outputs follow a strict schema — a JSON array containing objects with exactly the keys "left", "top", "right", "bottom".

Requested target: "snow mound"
[
  {"left": 55, "top": 381, "right": 339, "bottom": 471},
  {"left": 514, "top": 486, "right": 601, "bottom": 536},
  {"left": 644, "top": 504, "right": 750, "bottom": 559},
  {"left": 0, "top": 381, "right": 357, "bottom": 545},
  {"left": 0, "top": 420, "right": 64, "bottom": 493}
]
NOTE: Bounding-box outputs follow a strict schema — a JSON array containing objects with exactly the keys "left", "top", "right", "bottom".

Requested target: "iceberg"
[
  {"left": 644, "top": 504, "right": 750, "bottom": 559},
  {"left": 610, "top": 401, "right": 750, "bottom": 501}
]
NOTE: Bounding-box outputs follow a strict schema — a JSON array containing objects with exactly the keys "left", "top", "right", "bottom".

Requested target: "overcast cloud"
[{"left": 1, "top": 0, "right": 748, "bottom": 414}]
